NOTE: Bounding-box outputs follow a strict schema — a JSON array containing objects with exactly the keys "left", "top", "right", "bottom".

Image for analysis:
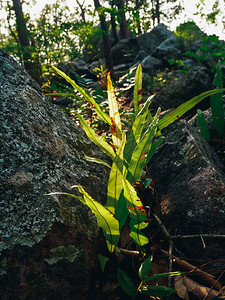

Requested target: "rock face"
[
  {"left": 149, "top": 118, "right": 225, "bottom": 270},
  {"left": 151, "top": 66, "right": 213, "bottom": 111},
  {"left": 0, "top": 51, "right": 109, "bottom": 299}
]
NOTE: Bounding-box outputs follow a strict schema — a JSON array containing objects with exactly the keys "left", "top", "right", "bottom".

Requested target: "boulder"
[
  {"left": 134, "top": 50, "right": 148, "bottom": 64},
  {"left": 137, "top": 23, "right": 175, "bottom": 54},
  {"left": 151, "top": 65, "right": 213, "bottom": 111},
  {"left": 111, "top": 37, "right": 140, "bottom": 65},
  {"left": 141, "top": 55, "right": 162, "bottom": 77},
  {"left": 154, "top": 36, "right": 181, "bottom": 61},
  {"left": 149, "top": 118, "right": 225, "bottom": 271},
  {"left": 69, "top": 59, "right": 97, "bottom": 80},
  {"left": 0, "top": 51, "right": 109, "bottom": 299}
]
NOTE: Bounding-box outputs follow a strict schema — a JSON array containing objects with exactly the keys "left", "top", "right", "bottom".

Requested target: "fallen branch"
[
  {"left": 150, "top": 247, "right": 222, "bottom": 291},
  {"left": 172, "top": 234, "right": 225, "bottom": 239}
]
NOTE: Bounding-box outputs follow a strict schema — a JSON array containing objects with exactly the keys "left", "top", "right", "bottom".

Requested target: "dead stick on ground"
[
  {"left": 172, "top": 234, "right": 225, "bottom": 239},
  {"left": 151, "top": 247, "right": 222, "bottom": 291}
]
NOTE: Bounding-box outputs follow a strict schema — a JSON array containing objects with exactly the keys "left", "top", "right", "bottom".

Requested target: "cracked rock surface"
[{"left": 0, "top": 50, "right": 108, "bottom": 299}]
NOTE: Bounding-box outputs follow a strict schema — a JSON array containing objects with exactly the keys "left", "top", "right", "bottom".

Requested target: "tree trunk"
[
  {"left": 117, "top": 0, "right": 130, "bottom": 39},
  {"left": 75, "top": 0, "right": 86, "bottom": 22},
  {"left": 110, "top": 0, "right": 119, "bottom": 44},
  {"left": 93, "top": 0, "right": 114, "bottom": 78},
  {"left": 135, "top": 0, "right": 142, "bottom": 35},
  {"left": 12, "top": 0, "right": 41, "bottom": 83},
  {"left": 155, "top": 0, "right": 160, "bottom": 24}
]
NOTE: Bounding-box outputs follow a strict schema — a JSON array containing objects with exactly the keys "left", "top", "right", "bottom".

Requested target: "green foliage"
[
  {"left": 197, "top": 109, "right": 210, "bottom": 141},
  {"left": 168, "top": 58, "right": 190, "bottom": 73},
  {"left": 118, "top": 255, "right": 183, "bottom": 298},
  {"left": 210, "top": 61, "right": 224, "bottom": 136},
  {"left": 48, "top": 63, "right": 224, "bottom": 295},
  {"left": 49, "top": 64, "right": 224, "bottom": 253},
  {"left": 176, "top": 22, "right": 225, "bottom": 65},
  {"left": 197, "top": 61, "right": 224, "bottom": 140}
]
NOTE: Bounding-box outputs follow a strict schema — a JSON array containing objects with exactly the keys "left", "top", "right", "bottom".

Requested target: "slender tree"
[
  {"left": 116, "top": 0, "right": 130, "bottom": 39},
  {"left": 110, "top": 0, "right": 119, "bottom": 44},
  {"left": 11, "top": 0, "right": 41, "bottom": 83},
  {"left": 93, "top": 0, "right": 114, "bottom": 78},
  {"left": 75, "top": 0, "right": 86, "bottom": 22}
]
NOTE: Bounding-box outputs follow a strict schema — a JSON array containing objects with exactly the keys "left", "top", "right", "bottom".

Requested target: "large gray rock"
[
  {"left": 111, "top": 37, "right": 140, "bottom": 65},
  {"left": 0, "top": 51, "right": 108, "bottom": 299},
  {"left": 137, "top": 24, "right": 174, "bottom": 54},
  {"left": 149, "top": 118, "right": 225, "bottom": 272},
  {"left": 141, "top": 55, "right": 162, "bottom": 77},
  {"left": 151, "top": 65, "right": 213, "bottom": 111},
  {"left": 154, "top": 36, "right": 181, "bottom": 61}
]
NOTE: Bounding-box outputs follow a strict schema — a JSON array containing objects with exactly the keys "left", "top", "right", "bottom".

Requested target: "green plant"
[
  {"left": 168, "top": 58, "right": 190, "bottom": 74},
  {"left": 197, "top": 60, "right": 224, "bottom": 140},
  {"left": 118, "top": 255, "right": 183, "bottom": 298},
  {"left": 48, "top": 64, "right": 224, "bottom": 297}
]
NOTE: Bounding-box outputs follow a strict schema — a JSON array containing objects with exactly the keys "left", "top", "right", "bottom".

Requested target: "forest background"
[{"left": 0, "top": 0, "right": 224, "bottom": 86}]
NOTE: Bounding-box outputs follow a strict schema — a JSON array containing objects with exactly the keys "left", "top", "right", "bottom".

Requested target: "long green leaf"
[
  {"left": 84, "top": 155, "right": 111, "bottom": 168},
  {"left": 140, "top": 285, "right": 175, "bottom": 297},
  {"left": 98, "top": 254, "right": 109, "bottom": 272},
  {"left": 107, "top": 132, "right": 126, "bottom": 214},
  {"left": 197, "top": 109, "right": 210, "bottom": 141},
  {"left": 126, "top": 108, "right": 161, "bottom": 183},
  {"left": 210, "top": 61, "right": 224, "bottom": 136},
  {"left": 114, "top": 190, "right": 129, "bottom": 230},
  {"left": 118, "top": 268, "right": 137, "bottom": 297},
  {"left": 77, "top": 114, "right": 116, "bottom": 159},
  {"left": 123, "top": 178, "right": 149, "bottom": 247},
  {"left": 146, "top": 136, "right": 164, "bottom": 165},
  {"left": 144, "top": 271, "right": 184, "bottom": 282},
  {"left": 139, "top": 255, "right": 153, "bottom": 281},
  {"left": 107, "top": 72, "right": 122, "bottom": 148},
  {"left": 158, "top": 88, "right": 225, "bottom": 131},
  {"left": 74, "top": 186, "right": 120, "bottom": 252},
  {"left": 52, "top": 65, "right": 111, "bottom": 125},
  {"left": 123, "top": 96, "right": 153, "bottom": 165},
  {"left": 133, "top": 64, "right": 142, "bottom": 116}
]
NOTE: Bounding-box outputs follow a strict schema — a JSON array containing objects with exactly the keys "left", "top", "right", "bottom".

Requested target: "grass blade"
[
  {"left": 84, "top": 155, "right": 111, "bottom": 168},
  {"left": 107, "top": 72, "right": 122, "bottom": 148},
  {"left": 77, "top": 114, "right": 116, "bottom": 160},
  {"left": 123, "top": 96, "right": 153, "bottom": 165},
  {"left": 75, "top": 185, "right": 120, "bottom": 252},
  {"left": 52, "top": 65, "right": 111, "bottom": 125},
  {"left": 107, "top": 132, "right": 126, "bottom": 214},
  {"left": 126, "top": 108, "right": 161, "bottom": 183},
  {"left": 133, "top": 64, "right": 142, "bottom": 116},
  {"left": 158, "top": 88, "right": 225, "bottom": 131}
]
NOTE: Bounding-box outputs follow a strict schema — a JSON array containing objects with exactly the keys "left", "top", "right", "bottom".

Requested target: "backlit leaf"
[
  {"left": 133, "top": 64, "right": 142, "bottom": 116},
  {"left": 123, "top": 96, "right": 153, "bottom": 165},
  {"left": 52, "top": 65, "right": 111, "bottom": 125},
  {"left": 74, "top": 185, "right": 120, "bottom": 252},
  {"left": 107, "top": 72, "right": 122, "bottom": 148},
  {"left": 107, "top": 132, "right": 126, "bottom": 214},
  {"left": 84, "top": 155, "right": 111, "bottom": 168},
  {"left": 158, "top": 88, "right": 225, "bottom": 131},
  {"left": 126, "top": 108, "right": 161, "bottom": 183},
  {"left": 77, "top": 114, "right": 116, "bottom": 160}
]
